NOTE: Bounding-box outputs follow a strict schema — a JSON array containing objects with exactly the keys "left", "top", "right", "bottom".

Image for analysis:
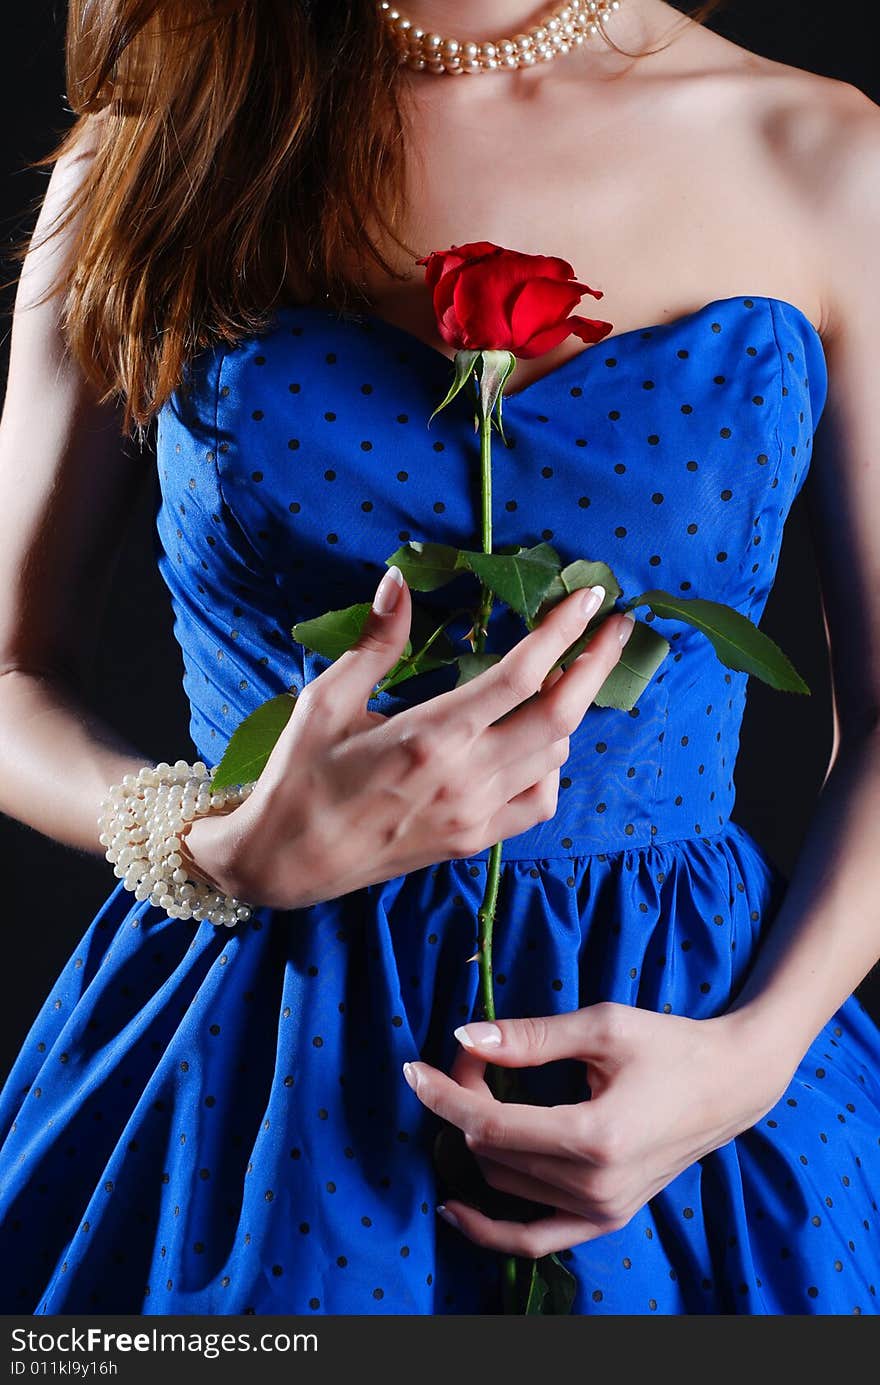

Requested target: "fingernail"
[
  {"left": 373, "top": 564, "right": 404, "bottom": 616},
  {"left": 454, "top": 1022, "right": 502, "bottom": 1048},
  {"left": 436, "top": 1204, "right": 461, "bottom": 1229},
  {"left": 578, "top": 584, "right": 605, "bottom": 619},
  {"left": 619, "top": 611, "right": 636, "bottom": 644},
  {"left": 402, "top": 1060, "right": 419, "bottom": 1091}
]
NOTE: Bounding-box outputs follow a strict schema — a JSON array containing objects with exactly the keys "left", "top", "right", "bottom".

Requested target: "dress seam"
[
  {"left": 212, "top": 347, "right": 269, "bottom": 575},
  {"left": 458, "top": 818, "right": 742, "bottom": 864},
  {"left": 739, "top": 299, "right": 788, "bottom": 625},
  {"left": 212, "top": 347, "right": 235, "bottom": 536}
]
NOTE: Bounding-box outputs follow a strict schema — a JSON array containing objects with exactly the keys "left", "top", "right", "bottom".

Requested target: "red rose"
[{"left": 415, "top": 240, "right": 613, "bottom": 358}]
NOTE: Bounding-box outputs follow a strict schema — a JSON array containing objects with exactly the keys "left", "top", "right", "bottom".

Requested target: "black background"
[{"left": 1, "top": 1, "right": 878, "bottom": 1077}]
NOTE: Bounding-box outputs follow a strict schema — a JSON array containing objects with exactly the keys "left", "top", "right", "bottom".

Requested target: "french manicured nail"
[
  {"left": 436, "top": 1204, "right": 461, "bottom": 1229},
  {"left": 454, "top": 1022, "right": 502, "bottom": 1048},
  {"left": 619, "top": 611, "right": 636, "bottom": 645},
  {"left": 578, "top": 584, "right": 605, "bottom": 619},
  {"left": 402, "top": 1060, "right": 419, "bottom": 1091},
  {"left": 373, "top": 564, "right": 404, "bottom": 615}
]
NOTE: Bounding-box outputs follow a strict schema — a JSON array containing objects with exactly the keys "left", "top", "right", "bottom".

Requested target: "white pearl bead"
[{"left": 102, "top": 760, "right": 258, "bottom": 928}]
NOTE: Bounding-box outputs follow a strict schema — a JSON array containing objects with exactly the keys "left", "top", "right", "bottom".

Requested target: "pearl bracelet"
[{"left": 98, "top": 759, "right": 257, "bottom": 927}]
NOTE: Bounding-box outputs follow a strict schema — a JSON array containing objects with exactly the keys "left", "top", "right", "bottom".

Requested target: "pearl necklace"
[{"left": 379, "top": 0, "right": 623, "bottom": 74}]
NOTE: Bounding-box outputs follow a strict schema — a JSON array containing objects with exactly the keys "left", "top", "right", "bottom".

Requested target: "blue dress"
[{"left": 2, "top": 294, "right": 879, "bottom": 1316}]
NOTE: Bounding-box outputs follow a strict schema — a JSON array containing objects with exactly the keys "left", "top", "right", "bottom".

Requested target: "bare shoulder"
[
  {"left": 750, "top": 57, "right": 879, "bottom": 185},
  {"left": 751, "top": 64, "right": 879, "bottom": 337},
  {"left": 671, "top": 15, "right": 877, "bottom": 182}
]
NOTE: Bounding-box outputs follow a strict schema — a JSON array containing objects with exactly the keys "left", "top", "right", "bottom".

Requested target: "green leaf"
[
  {"left": 524, "top": 1259, "right": 549, "bottom": 1314},
  {"left": 544, "top": 611, "right": 669, "bottom": 711},
  {"left": 378, "top": 603, "right": 458, "bottom": 692},
  {"left": 383, "top": 541, "right": 468, "bottom": 592},
  {"left": 292, "top": 597, "right": 458, "bottom": 694},
  {"left": 624, "top": 589, "right": 811, "bottom": 694},
  {"left": 463, "top": 541, "right": 562, "bottom": 620},
  {"left": 429, "top": 348, "right": 481, "bottom": 424},
  {"left": 540, "top": 1254, "right": 577, "bottom": 1314},
  {"left": 406, "top": 600, "right": 458, "bottom": 661},
  {"left": 210, "top": 692, "right": 297, "bottom": 790},
  {"left": 455, "top": 652, "right": 502, "bottom": 687},
  {"left": 292, "top": 602, "right": 372, "bottom": 661},
  {"left": 521, "top": 1253, "right": 576, "bottom": 1314},
  {"left": 529, "top": 558, "right": 622, "bottom": 629},
  {"left": 591, "top": 619, "right": 671, "bottom": 710}
]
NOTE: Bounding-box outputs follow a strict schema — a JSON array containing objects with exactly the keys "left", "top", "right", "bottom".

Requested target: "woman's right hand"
[{"left": 185, "top": 566, "right": 636, "bottom": 911}]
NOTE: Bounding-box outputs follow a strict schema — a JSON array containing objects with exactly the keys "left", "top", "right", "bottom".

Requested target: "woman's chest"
[
  {"left": 196, "top": 295, "right": 822, "bottom": 632},
  {"left": 340, "top": 70, "right": 820, "bottom": 394}
]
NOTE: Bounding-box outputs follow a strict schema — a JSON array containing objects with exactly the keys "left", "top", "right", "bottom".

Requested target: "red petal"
[
  {"left": 434, "top": 266, "right": 465, "bottom": 348},
  {"left": 568, "top": 315, "right": 615, "bottom": 344},
  {"left": 512, "top": 322, "right": 574, "bottom": 358},
  {"left": 510, "top": 277, "right": 589, "bottom": 348},
  {"left": 450, "top": 254, "right": 570, "bottom": 347},
  {"left": 567, "top": 281, "right": 604, "bottom": 301},
  {"left": 447, "top": 240, "right": 506, "bottom": 261},
  {"left": 451, "top": 261, "right": 524, "bottom": 349},
  {"left": 416, "top": 243, "right": 608, "bottom": 351}
]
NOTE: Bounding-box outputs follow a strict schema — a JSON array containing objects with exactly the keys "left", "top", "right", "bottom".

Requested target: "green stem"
[
  {"left": 473, "top": 407, "right": 494, "bottom": 654},
  {"left": 502, "top": 1254, "right": 519, "bottom": 1315},
  {"left": 473, "top": 400, "right": 503, "bottom": 1054},
  {"left": 478, "top": 841, "right": 504, "bottom": 1027},
  {"left": 373, "top": 605, "right": 472, "bottom": 695},
  {"left": 472, "top": 389, "right": 521, "bottom": 1309}
]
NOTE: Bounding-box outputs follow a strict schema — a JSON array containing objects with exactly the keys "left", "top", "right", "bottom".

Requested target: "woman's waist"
[
  {"left": 460, "top": 794, "right": 737, "bottom": 861},
  {"left": 187, "top": 710, "right": 739, "bottom": 861}
]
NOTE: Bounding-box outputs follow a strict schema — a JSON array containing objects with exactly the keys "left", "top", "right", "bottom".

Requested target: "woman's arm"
[
  {"left": 725, "top": 86, "right": 880, "bottom": 1055},
  {"left": 402, "top": 84, "right": 880, "bottom": 1259},
  {"left": 0, "top": 122, "right": 225, "bottom": 893}
]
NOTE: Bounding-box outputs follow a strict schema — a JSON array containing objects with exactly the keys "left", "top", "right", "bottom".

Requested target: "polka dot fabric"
[{"left": 1, "top": 295, "right": 879, "bottom": 1315}]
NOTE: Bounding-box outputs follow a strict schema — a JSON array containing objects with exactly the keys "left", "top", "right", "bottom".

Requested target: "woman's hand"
[
  {"left": 185, "top": 568, "right": 634, "bottom": 909},
  {"left": 403, "top": 1002, "right": 800, "bottom": 1257}
]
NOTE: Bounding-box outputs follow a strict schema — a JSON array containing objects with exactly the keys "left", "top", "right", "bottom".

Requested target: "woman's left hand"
[{"left": 402, "top": 1001, "right": 799, "bottom": 1257}]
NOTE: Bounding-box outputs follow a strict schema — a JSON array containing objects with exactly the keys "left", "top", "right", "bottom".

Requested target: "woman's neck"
[
  {"left": 387, "top": 2, "right": 571, "bottom": 31},
  {"left": 390, "top": 0, "right": 681, "bottom": 104}
]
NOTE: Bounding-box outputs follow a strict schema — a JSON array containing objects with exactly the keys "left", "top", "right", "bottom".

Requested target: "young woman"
[{"left": 1, "top": 0, "right": 879, "bottom": 1315}]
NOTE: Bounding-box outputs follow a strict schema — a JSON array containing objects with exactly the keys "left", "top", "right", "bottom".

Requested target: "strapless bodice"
[{"left": 154, "top": 294, "right": 827, "bottom": 858}]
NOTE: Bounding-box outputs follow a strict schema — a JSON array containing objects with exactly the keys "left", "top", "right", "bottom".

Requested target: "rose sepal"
[
  {"left": 473, "top": 349, "right": 516, "bottom": 443},
  {"left": 428, "top": 347, "right": 481, "bottom": 425}
]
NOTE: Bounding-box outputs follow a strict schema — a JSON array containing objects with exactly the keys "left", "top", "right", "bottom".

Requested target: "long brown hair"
[{"left": 2, "top": 0, "right": 725, "bottom": 444}]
